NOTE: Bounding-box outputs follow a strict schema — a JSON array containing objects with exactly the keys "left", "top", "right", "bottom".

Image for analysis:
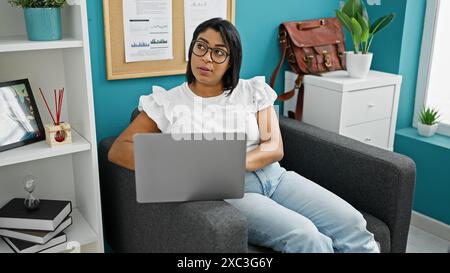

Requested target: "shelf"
[
  {"left": 0, "top": 129, "right": 91, "bottom": 167},
  {"left": 396, "top": 128, "right": 450, "bottom": 150},
  {"left": 0, "top": 36, "right": 83, "bottom": 53},
  {"left": 0, "top": 209, "right": 99, "bottom": 253}
]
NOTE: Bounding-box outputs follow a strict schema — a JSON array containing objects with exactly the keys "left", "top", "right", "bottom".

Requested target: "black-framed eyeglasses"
[{"left": 192, "top": 40, "right": 230, "bottom": 64}]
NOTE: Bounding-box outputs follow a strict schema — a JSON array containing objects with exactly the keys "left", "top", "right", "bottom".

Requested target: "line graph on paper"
[
  {"left": 150, "top": 24, "right": 169, "bottom": 34},
  {"left": 151, "top": 24, "right": 168, "bottom": 30},
  {"left": 130, "top": 24, "right": 150, "bottom": 33}
]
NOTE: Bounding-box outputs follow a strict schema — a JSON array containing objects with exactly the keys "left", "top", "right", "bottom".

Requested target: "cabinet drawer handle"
[{"left": 368, "top": 103, "right": 375, "bottom": 108}]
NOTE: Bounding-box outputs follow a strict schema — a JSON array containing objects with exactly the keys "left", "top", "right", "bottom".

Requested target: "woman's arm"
[
  {"left": 245, "top": 106, "right": 284, "bottom": 172},
  {"left": 108, "top": 112, "right": 161, "bottom": 171}
]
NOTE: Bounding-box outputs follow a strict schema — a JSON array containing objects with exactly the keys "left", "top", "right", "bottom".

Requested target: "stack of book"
[{"left": 0, "top": 198, "right": 72, "bottom": 253}]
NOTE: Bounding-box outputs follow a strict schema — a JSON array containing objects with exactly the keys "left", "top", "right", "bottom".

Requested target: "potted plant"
[
  {"left": 336, "top": 0, "right": 395, "bottom": 78},
  {"left": 417, "top": 106, "right": 440, "bottom": 137},
  {"left": 8, "top": 0, "right": 66, "bottom": 41}
]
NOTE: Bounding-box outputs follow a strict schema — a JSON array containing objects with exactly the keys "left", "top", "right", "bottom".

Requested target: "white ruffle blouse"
[{"left": 138, "top": 76, "right": 278, "bottom": 152}]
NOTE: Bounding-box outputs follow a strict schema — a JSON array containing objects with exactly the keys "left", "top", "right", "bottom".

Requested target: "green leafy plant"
[
  {"left": 336, "top": 0, "right": 395, "bottom": 54},
  {"left": 8, "top": 0, "right": 66, "bottom": 8},
  {"left": 419, "top": 106, "right": 440, "bottom": 126}
]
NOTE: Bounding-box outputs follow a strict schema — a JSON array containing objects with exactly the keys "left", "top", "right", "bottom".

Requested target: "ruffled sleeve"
[
  {"left": 251, "top": 76, "right": 278, "bottom": 112},
  {"left": 138, "top": 86, "right": 172, "bottom": 132}
]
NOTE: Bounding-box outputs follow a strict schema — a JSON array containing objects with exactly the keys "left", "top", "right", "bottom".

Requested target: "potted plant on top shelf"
[
  {"left": 417, "top": 106, "right": 441, "bottom": 137},
  {"left": 336, "top": 0, "right": 395, "bottom": 79},
  {"left": 8, "top": 0, "right": 67, "bottom": 41}
]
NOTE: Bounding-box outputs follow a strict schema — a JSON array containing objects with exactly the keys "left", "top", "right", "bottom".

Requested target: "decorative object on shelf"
[
  {"left": 0, "top": 198, "right": 72, "bottom": 231},
  {"left": 3, "top": 232, "right": 67, "bottom": 253},
  {"left": 7, "top": 0, "right": 67, "bottom": 41},
  {"left": 38, "top": 87, "right": 72, "bottom": 147},
  {"left": 0, "top": 79, "right": 46, "bottom": 152},
  {"left": 417, "top": 106, "right": 440, "bottom": 137},
  {"left": 45, "top": 122, "right": 72, "bottom": 147},
  {"left": 23, "top": 175, "right": 40, "bottom": 210},
  {"left": 336, "top": 0, "right": 395, "bottom": 78}
]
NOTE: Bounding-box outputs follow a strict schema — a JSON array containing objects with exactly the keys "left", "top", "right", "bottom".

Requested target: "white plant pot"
[
  {"left": 346, "top": 52, "right": 373, "bottom": 79},
  {"left": 417, "top": 122, "right": 439, "bottom": 137}
]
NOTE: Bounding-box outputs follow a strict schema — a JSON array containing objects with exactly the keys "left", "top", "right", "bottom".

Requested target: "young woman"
[{"left": 108, "top": 18, "right": 379, "bottom": 253}]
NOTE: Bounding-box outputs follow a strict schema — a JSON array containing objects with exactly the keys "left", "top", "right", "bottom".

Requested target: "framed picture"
[{"left": 0, "top": 79, "right": 45, "bottom": 152}]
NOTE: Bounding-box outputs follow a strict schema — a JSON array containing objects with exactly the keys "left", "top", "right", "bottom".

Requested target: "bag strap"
[
  {"left": 284, "top": 78, "right": 305, "bottom": 121},
  {"left": 293, "top": 83, "right": 305, "bottom": 120},
  {"left": 270, "top": 27, "right": 302, "bottom": 102},
  {"left": 270, "top": 29, "right": 288, "bottom": 90}
]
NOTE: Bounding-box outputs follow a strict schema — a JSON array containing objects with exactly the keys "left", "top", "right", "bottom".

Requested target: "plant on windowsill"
[
  {"left": 8, "top": 0, "right": 67, "bottom": 41},
  {"left": 336, "top": 0, "right": 395, "bottom": 79},
  {"left": 417, "top": 106, "right": 441, "bottom": 137}
]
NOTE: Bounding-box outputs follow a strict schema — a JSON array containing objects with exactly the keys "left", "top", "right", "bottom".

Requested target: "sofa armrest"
[
  {"left": 98, "top": 137, "right": 248, "bottom": 253},
  {"left": 278, "top": 117, "right": 416, "bottom": 253}
]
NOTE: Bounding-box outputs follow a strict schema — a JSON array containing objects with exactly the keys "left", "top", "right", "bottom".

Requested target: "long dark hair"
[{"left": 186, "top": 18, "right": 242, "bottom": 94}]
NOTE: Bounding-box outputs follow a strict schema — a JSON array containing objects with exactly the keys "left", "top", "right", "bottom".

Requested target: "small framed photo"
[{"left": 0, "top": 79, "right": 45, "bottom": 152}]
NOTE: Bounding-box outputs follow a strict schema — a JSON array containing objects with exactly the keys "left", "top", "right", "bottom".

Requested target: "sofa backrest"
[{"left": 130, "top": 108, "right": 140, "bottom": 123}]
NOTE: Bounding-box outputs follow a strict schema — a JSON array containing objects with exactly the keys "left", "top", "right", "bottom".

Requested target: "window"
[{"left": 414, "top": 0, "right": 450, "bottom": 137}]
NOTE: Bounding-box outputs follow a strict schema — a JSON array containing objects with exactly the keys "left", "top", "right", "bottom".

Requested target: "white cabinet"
[
  {"left": 0, "top": 1, "right": 103, "bottom": 253},
  {"left": 285, "top": 70, "right": 402, "bottom": 151}
]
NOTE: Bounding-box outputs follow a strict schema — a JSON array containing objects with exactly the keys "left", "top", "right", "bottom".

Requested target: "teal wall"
[
  {"left": 87, "top": 0, "right": 343, "bottom": 142},
  {"left": 371, "top": 0, "right": 450, "bottom": 226},
  {"left": 393, "top": 0, "right": 450, "bottom": 226},
  {"left": 364, "top": 0, "right": 425, "bottom": 130},
  {"left": 397, "top": 0, "right": 427, "bottom": 129},
  {"left": 88, "top": 1, "right": 449, "bottom": 225},
  {"left": 396, "top": 129, "right": 450, "bottom": 225},
  {"left": 366, "top": 0, "right": 406, "bottom": 75},
  {"left": 86, "top": 0, "right": 415, "bottom": 139}
]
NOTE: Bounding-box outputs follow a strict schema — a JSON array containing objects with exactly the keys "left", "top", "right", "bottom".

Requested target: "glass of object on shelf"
[
  {"left": 45, "top": 122, "right": 72, "bottom": 147},
  {"left": 23, "top": 175, "right": 40, "bottom": 210},
  {"left": 39, "top": 88, "right": 72, "bottom": 147},
  {"left": 55, "top": 128, "right": 67, "bottom": 142}
]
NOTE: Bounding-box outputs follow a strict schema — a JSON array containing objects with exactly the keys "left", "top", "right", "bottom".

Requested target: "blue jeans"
[{"left": 226, "top": 162, "right": 380, "bottom": 253}]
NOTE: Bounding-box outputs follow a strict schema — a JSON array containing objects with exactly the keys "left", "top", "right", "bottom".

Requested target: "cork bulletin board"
[{"left": 103, "top": 0, "right": 236, "bottom": 80}]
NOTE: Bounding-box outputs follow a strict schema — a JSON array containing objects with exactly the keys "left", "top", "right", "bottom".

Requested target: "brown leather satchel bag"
[{"left": 270, "top": 18, "right": 346, "bottom": 120}]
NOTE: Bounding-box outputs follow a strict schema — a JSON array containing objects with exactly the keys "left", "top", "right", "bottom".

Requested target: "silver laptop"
[{"left": 134, "top": 133, "right": 247, "bottom": 203}]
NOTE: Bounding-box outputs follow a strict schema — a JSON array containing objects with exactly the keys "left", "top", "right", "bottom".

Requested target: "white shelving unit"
[{"left": 0, "top": 0, "right": 104, "bottom": 253}]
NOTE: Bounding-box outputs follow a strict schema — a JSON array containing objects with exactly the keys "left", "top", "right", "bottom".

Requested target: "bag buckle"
[
  {"left": 323, "top": 50, "right": 332, "bottom": 68},
  {"left": 304, "top": 55, "right": 314, "bottom": 62},
  {"left": 279, "top": 31, "right": 287, "bottom": 43},
  {"left": 289, "top": 53, "right": 296, "bottom": 64},
  {"left": 304, "top": 55, "right": 315, "bottom": 73}
]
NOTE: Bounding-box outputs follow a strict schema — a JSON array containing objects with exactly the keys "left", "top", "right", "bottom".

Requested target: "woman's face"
[{"left": 190, "top": 28, "right": 230, "bottom": 88}]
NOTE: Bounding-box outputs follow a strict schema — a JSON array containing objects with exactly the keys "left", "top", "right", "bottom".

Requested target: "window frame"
[{"left": 414, "top": 0, "right": 450, "bottom": 137}]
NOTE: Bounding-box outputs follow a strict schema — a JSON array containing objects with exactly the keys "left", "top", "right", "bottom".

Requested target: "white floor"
[{"left": 406, "top": 225, "right": 450, "bottom": 253}]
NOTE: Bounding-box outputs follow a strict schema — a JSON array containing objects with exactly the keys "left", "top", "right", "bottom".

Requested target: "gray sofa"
[{"left": 98, "top": 109, "right": 416, "bottom": 253}]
